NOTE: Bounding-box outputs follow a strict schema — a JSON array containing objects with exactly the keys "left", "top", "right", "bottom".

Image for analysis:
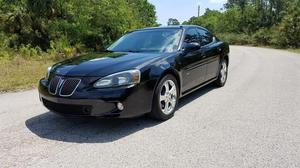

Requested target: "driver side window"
[
  {"left": 196, "top": 28, "right": 213, "bottom": 46},
  {"left": 184, "top": 28, "right": 201, "bottom": 43}
]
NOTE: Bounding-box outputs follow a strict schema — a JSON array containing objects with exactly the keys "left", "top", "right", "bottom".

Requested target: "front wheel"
[
  {"left": 215, "top": 59, "right": 228, "bottom": 87},
  {"left": 150, "top": 75, "right": 179, "bottom": 121}
]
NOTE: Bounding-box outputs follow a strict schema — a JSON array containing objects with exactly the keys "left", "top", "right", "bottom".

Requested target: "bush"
[
  {"left": 252, "top": 28, "right": 273, "bottom": 46},
  {"left": 271, "top": 0, "right": 300, "bottom": 48},
  {"left": 0, "top": 32, "right": 12, "bottom": 60},
  {"left": 0, "top": 50, "right": 11, "bottom": 60},
  {"left": 48, "top": 37, "right": 76, "bottom": 60},
  {"left": 217, "top": 33, "right": 254, "bottom": 45},
  {"left": 19, "top": 44, "right": 42, "bottom": 59}
]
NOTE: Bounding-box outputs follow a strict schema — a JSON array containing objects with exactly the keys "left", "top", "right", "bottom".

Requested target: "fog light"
[{"left": 117, "top": 102, "right": 124, "bottom": 111}]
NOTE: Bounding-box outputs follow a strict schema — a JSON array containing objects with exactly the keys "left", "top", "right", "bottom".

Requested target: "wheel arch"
[
  {"left": 158, "top": 68, "right": 181, "bottom": 95},
  {"left": 224, "top": 55, "right": 229, "bottom": 65}
]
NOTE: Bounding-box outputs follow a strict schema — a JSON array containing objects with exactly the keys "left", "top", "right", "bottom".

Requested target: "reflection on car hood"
[{"left": 52, "top": 52, "right": 167, "bottom": 77}]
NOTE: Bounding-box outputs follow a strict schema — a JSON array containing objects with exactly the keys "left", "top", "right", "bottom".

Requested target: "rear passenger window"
[{"left": 196, "top": 28, "right": 213, "bottom": 46}]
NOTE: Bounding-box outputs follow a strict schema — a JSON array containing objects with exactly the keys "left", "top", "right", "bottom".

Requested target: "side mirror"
[{"left": 183, "top": 42, "right": 201, "bottom": 52}]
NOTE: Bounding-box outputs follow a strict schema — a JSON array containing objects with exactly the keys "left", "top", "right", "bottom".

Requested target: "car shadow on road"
[
  {"left": 177, "top": 85, "right": 216, "bottom": 110},
  {"left": 25, "top": 85, "right": 215, "bottom": 143}
]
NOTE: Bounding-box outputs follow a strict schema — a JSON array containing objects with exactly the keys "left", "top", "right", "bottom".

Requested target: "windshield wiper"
[
  {"left": 122, "top": 50, "right": 141, "bottom": 53},
  {"left": 104, "top": 49, "right": 113, "bottom": 52}
]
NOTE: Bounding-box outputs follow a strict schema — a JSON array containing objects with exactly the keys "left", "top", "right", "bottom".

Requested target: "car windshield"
[{"left": 107, "top": 29, "right": 183, "bottom": 53}]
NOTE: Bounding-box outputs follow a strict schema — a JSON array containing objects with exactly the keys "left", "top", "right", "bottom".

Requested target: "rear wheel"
[
  {"left": 150, "top": 75, "right": 179, "bottom": 121},
  {"left": 215, "top": 59, "right": 228, "bottom": 87}
]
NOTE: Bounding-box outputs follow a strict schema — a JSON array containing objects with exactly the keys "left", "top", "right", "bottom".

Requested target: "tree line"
[
  {"left": 1, "top": 0, "right": 299, "bottom": 60},
  {"left": 0, "top": 0, "right": 157, "bottom": 59},
  {"left": 182, "top": 0, "right": 300, "bottom": 48}
]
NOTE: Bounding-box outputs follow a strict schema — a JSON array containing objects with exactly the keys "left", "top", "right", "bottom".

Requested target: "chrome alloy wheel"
[
  {"left": 159, "top": 80, "right": 177, "bottom": 115},
  {"left": 220, "top": 61, "right": 228, "bottom": 84}
]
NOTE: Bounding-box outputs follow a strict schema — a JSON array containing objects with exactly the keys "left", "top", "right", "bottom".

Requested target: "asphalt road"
[{"left": 1, "top": 46, "right": 300, "bottom": 168}]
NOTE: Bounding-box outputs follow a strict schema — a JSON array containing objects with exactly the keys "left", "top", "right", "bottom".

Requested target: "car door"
[
  {"left": 196, "top": 28, "right": 221, "bottom": 81},
  {"left": 181, "top": 28, "right": 207, "bottom": 92}
]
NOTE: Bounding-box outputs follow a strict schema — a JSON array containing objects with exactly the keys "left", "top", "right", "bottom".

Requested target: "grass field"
[{"left": 0, "top": 57, "right": 54, "bottom": 92}]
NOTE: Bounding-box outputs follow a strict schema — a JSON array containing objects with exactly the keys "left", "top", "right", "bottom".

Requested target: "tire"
[
  {"left": 215, "top": 59, "right": 228, "bottom": 87},
  {"left": 149, "top": 75, "right": 179, "bottom": 121}
]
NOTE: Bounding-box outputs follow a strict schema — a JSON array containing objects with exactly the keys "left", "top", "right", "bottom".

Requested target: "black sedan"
[{"left": 39, "top": 25, "right": 229, "bottom": 120}]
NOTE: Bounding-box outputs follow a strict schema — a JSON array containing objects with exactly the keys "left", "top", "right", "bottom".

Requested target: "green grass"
[{"left": 0, "top": 57, "right": 54, "bottom": 92}]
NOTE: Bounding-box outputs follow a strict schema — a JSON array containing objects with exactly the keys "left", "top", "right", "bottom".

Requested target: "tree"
[
  {"left": 181, "top": 0, "right": 299, "bottom": 47},
  {"left": 0, "top": 0, "right": 158, "bottom": 51},
  {"left": 183, "top": 9, "right": 222, "bottom": 33},
  {"left": 167, "top": 18, "right": 180, "bottom": 26},
  {"left": 127, "top": 0, "right": 157, "bottom": 27},
  {"left": 273, "top": 0, "right": 300, "bottom": 47}
]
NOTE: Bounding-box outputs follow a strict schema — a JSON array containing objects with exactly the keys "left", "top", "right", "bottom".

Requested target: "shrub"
[
  {"left": 217, "top": 33, "right": 254, "bottom": 45},
  {"left": 0, "top": 32, "right": 12, "bottom": 60},
  {"left": 252, "top": 28, "right": 273, "bottom": 46},
  {"left": 19, "top": 44, "right": 43, "bottom": 59},
  {"left": 272, "top": 0, "right": 300, "bottom": 48}
]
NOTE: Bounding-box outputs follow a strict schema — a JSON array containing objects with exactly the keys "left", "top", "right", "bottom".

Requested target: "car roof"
[{"left": 138, "top": 25, "right": 208, "bottom": 31}]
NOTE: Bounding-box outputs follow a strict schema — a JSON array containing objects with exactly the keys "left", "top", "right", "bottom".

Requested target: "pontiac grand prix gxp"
[{"left": 39, "top": 25, "right": 229, "bottom": 120}]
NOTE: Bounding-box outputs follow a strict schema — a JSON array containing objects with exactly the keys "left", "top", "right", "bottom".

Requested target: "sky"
[{"left": 148, "top": 0, "right": 227, "bottom": 25}]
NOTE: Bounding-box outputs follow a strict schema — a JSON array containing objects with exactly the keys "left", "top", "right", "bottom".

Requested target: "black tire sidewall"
[
  {"left": 151, "top": 75, "right": 179, "bottom": 120},
  {"left": 216, "top": 59, "right": 228, "bottom": 87}
]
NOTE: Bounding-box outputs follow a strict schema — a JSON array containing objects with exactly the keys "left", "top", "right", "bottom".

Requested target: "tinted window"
[
  {"left": 196, "top": 28, "right": 213, "bottom": 46},
  {"left": 108, "top": 29, "right": 183, "bottom": 53},
  {"left": 184, "top": 28, "right": 201, "bottom": 43}
]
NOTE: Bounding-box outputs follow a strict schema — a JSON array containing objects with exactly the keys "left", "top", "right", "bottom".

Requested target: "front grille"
[
  {"left": 42, "top": 99, "right": 92, "bottom": 116},
  {"left": 59, "top": 78, "right": 81, "bottom": 96},
  {"left": 49, "top": 76, "right": 61, "bottom": 95}
]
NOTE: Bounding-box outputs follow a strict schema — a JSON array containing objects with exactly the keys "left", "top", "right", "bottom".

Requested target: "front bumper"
[{"left": 38, "top": 78, "right": 155, "bottom": 118}]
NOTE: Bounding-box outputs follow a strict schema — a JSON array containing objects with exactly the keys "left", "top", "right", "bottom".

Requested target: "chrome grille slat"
[
  {"left": 59, "top": 78, "right": 81, "bottom": 97},
  {"left": 48, "top": 76, "right": 61, "bottom": 95}
]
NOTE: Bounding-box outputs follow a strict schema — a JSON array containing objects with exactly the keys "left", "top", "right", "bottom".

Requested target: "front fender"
[{"left": 143, "top": 56, "right": 182, "bottom": 98}]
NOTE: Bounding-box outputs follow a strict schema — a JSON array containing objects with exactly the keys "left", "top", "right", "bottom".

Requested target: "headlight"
[
  {"left": 94, "top": 70, "right": 141, "bottom": 88},
  {"left": 45, "top": 66, "right": 52, "bottom": 80}
]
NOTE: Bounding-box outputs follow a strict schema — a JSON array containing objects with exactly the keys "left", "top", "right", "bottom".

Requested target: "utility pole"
[{"left": 197, "top": 0, "right": 200, "bottom": 17}]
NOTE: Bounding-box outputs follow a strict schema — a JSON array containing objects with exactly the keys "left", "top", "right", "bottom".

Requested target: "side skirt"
[{"left": 180, "top": 77, "right": 217, "bottom": 98}]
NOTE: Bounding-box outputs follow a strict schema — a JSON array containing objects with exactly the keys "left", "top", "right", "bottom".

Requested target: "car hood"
[{"left": 52, "top": 52, "right": 167, "bottom": 77}]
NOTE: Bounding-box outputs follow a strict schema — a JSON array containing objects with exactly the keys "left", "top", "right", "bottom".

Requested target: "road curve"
[{"left": 0, "top": 46, "right": 300, "bottom": 168}]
